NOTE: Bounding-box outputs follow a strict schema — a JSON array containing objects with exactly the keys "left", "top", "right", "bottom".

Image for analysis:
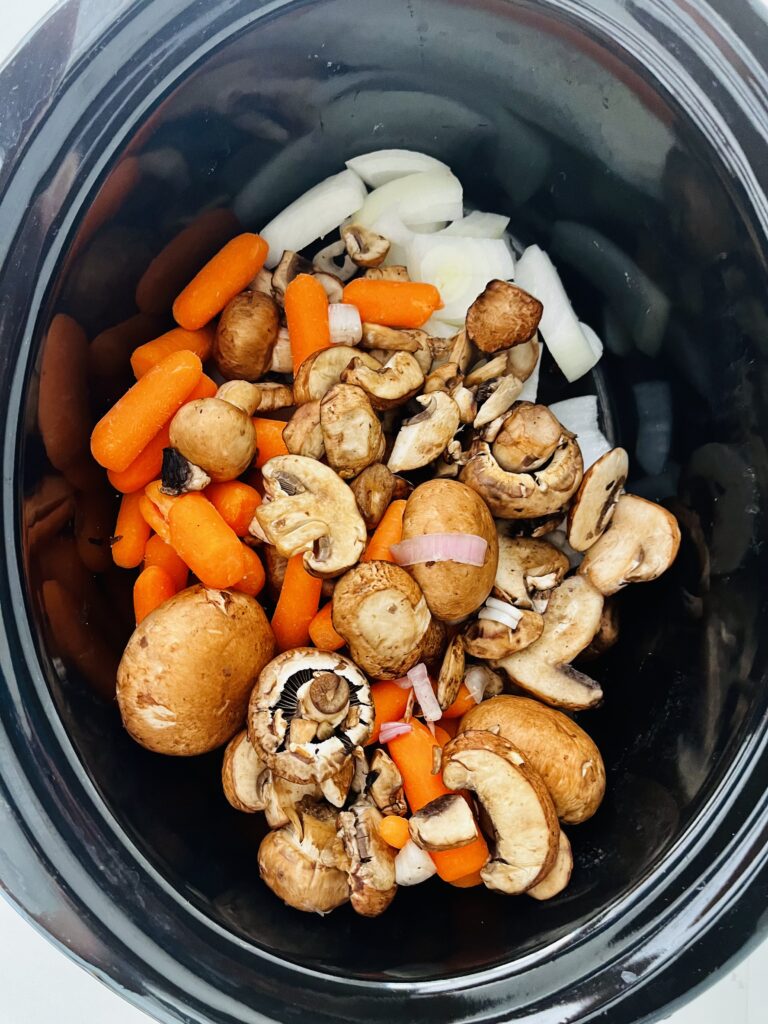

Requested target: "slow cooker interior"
[{"left": 21, "top": 0, "right": 768, "bottom": 979}]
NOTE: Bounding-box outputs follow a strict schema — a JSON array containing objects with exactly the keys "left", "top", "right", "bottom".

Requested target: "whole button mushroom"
[
  {"left": 116, "top": 586, "right": 275, "bottom": 756},
  {"left": 169, "top": 397, "right": 256, "bottom": 482},
  {"left": 214, "top": 289, "right": 280, "bottom": 381}
]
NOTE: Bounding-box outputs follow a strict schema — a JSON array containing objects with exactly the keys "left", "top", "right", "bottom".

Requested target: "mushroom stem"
[{"left": 308, "top": 673, "right": 350, "bottom": 717}]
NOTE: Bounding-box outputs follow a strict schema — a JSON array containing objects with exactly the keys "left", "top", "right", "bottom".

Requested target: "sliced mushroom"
[
  {"left": 269, "top": 326, "right": 293, "bottom": 374},
  {"left": 341, "top": 352, "right": 425, "bottom": 410},
  {"left": 271, "top": 250, "right": 313, "bottom": 304},
  {"left": 350, "top": 463, "right": 411, "bottom": 529},
  {"left": 368, "top": 748, "right": 407, "bottom": 817},
  {"left": 578, "top": 494, "right": 681, "bottom": 595},
  {"left": 360, "top": 323, "right": 424, "bottom": 354},
  {"left": 436, "top": 634, "right": 466, "bottom": 710},
  {"left": 409, "top": 794, "right": 479, "bottom": 852},
  {"left": 493, "top": 576, "right": 604, "bottom": 710},
  {"left": 466, "top": 280, "right": 543, "bottom": 353},
  {"left": 283, "top": 400, "right": 325, "bottom": 460},
  {"left": 465, "top": 353, "right": 510, "bottom": 387},
  {"left": 341, "top": 223, "right": 391, "bottom": 268},
  {"left": 222, "top": 730, "right": 269, "bottom": 813},
  {"left": 313, "top": 271, "right": 345, "bottom": 304},
  {"left": 214, "top": 290, "right": 280, "bottom": 381},
  {"left": 567, "top": 447, "right": 629, "bottom": 552},
  {"left": 581, "top": 598, "right": 620, "bottom": 660},
  {"left": 254, "top": 455, "right": 367, "bottom": 576},
  {"left": 447, "top": 330, "right": 473, "bottom": 374},
  {"left": 463, "top": 610, "right": 544, "bottom": 659},
  {"left": 313, "top": 239, "right": 357, "bottom": 281},
  {"left": 418, "top": 617, "right": 448, "bottom": 668},
  {"left": 363, "top": 265, "right": 410, "bottom": 282},
  {"left": 216, "top": 380, "right": 294, "bottom": 414},
  {"left": 474, "top": 375, "right": 523, "bottom": 429},
  {"left": 319, "top": 383, "right": 385, "bottom": 479},
  {"left": 321, "top": 758, "right": 356, "bottom": 808},
  {"left": 494, "top": 536, "right": 570, "bottom": 610},
  {"left": 442, "top": 731, "right": 558, "bottom": 894},
  {"left": 250, "top": 267, "right": 273, "bottom": 296},
  {"left": 424, "top": 361, "right": 462, "bottom": 394},
  {"left": 493, "top": 403, "right": 563, "bottom": 473},
  {"left": 527, "top": 831, "right": 573, "bottom": 900},
  {"left": 293, "top": 346, "right": 381, "bottom": 403},
  {"left": 338, "top": 799, "right": 397, "bottom": 917},
  {"left": 387, "top": 392, "right": 461, "bottom": 474},
  {"left": 506, "top": 335, "right": 540, "bottom": 382}
]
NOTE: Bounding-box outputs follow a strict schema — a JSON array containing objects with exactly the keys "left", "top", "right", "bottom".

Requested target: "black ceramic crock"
[{"left": 2, "top": 1, "right": 768, "bottom": 1021}]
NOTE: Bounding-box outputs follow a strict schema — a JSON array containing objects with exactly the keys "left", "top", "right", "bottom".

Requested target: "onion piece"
[
  {"left": 579, "top": 321, "right": 604, "bottom": 362},
  {"left": 346, "top": 149, "right": 450, "bottom": 189},
  {"left": 465, "top": 666, "right": 491, "bottom": 705},
  {"left": 485, "top": 597, "right": 523, "bottom": 622},
  {"left": 355, "top": 170, "right": 463, "bottom": 231},
  {"left": 549, "top": 396, "right": 611, "bottom": 470},
  {"left": 422, "top": 316, "right": 458, "bottom": 339},
  {"left": 395, "top": 840, "right": 437, "bottom": 886},
  {"left": 478, "top": 607, "right": 522, "bottom": 630},
  {"left": 442, "top": 211, "right": 510, "bottom": 238},
  {"left": 390, "top": 532, "right": 488, "bottom": 567},
  {"left": 328, "top": 303, "right": 362, "bottom": 345},
  {"left": 407, "top": 235, "right": 515, "bottom": 324},
  {"left": 407, "top": 663, "right": 442, "bottom": 722},
  {"left": 380, "top": 721, "right": 413, "bottom": 743},
  {"left": 514, "top": 245, "right": 599, "bottom": 382},
  {"left": 392, "top": 676, "right": 413, "bottom": 690},
  {"left": 259, "top": 169, "right": 367, "bottom": 268}
]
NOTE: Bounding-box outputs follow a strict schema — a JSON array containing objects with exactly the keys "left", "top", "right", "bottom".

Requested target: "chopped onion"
[
  {"left": 465, "top": 666, "right": 491, "bottom": 705},
  {"left": 407, "top": 663, "right": 442, "bottom": 722},
  {"left": 549, "top": 396, "right": 611, "bottom": 470},
  {"left": 391, "top": 532, "right": 488, "bottom": 567},
  {"left": 478, "top": 607, "right": 522, "bottom": 630},
  {"left": 634, "top": 381, "right": 672, "bottom": 475},
  {"left": 442, "top": 211, "right": 510, "bottom": 238},
  {"left": 355, "top": 170, "right": 463, "bottom": 230},
  {"left": 517, "top": 336, "right": 543, "bottom": 403},
  {"left": 379, "top": 721, "right": 412, "bottom": 743},
  {"left": 346, "top": 149, "right": 450, "bottom": 189},
  {"left": 328, "top": 303, "right": 362, "bottom": 345},
  {"left": 392, "top": 676, "right": 412, "bottom": 690},
  {"left": 579, "top": 321, "right": 604, "bottom": 362},
  {"left": 422, "top": 316, "right": 458, "bottom": 339},
  {"left": 514, "top": 245, "right": 599, "bottom": 382},
  {"left": 260, "top": 169, "right": 367, "bottom": 268},
  {"left": 407, "top": 235, "right": 515, "bottom": 324},
  {"left": 395, "top": 840, "right": 437, "bottom": 886},
  {"left": 485, "top": 596, "right": 524, "bottom": 622}
]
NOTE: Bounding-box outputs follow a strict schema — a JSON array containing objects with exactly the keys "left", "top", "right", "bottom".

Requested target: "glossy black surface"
[{"left": 2, "top": 0, "right": 768, "bottom": 1021}]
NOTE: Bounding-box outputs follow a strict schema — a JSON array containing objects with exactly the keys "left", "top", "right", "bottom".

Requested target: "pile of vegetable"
[{"left": 86, "top": 149, "right": 681, "bottom": 916}]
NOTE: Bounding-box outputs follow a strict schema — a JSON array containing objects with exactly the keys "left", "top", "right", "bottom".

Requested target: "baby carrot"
[
  {"left": 434, "top": 723, "right": 452, "bottom": 748},
  {"left": 284, "top": 273, "right": 331, "bottom": 373},
  {"left": 144, "top": 480, "right": 178, "bottom": 520},
  {"left": 38, "top": 313, "right": 90, "bottom": 473},
  {"left": 143, "top": 534, "right": 189, "bottom": 591},
  {"left": 139, "top": 495, "right": 170, "bottom": 543},
  {"left": 449, "top": 870, "right": 484, "bottom": 888},
  {"left": 365, "top": 681, "right": 410, "bottom": 746},
  {"left": 342, "top": 279, "right": 442, "bottom": 329},
  {"left": 308, "top": 602, "right": 345, "bottom": 652},
  {"left": 361, "top": 499, "right": 406, "bottom": 562},
  {"left": 173, "top": 233, "right": 269, "bottom": 330},
  {"left": 379, "top": 815, "right": 410, "bottom": 850},
  {"left": 168, "top": 493, "right": 245, "bottom": 588},
  {"left": 112, "top": 491, "right": 151, "bottom": 568},
  {"left": 232, "top": 544, "right": 266, "bottom": 597},
  {"left": 436, "top": 715, "right": 460, "bottom": 739},
  {"left": 133, "top": 565, "right": 176, "bottom": 624},
  {"left": 205, "top": 480, "right": 262, "bottom": 536},
  {"left": 130, "top": 325, "right": 214, "bottom": 378},
  {"left": 441, "top": 683, "right": 477, "bottom": 719},
  {"left": 253, "top": 418, "right": 289, "bottom": 468},
  {"left": 91, "top": 349, "right": 202, "bottom": 472},
  {"left": 271, "top": 553, "right": 322, "bottom": 652}
]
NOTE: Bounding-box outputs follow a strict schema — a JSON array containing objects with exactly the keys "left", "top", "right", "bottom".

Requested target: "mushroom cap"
[
  {"left": 319, "top": 383, "right": 385, "bottom": 479},
  {"left": 332, "top": 561, "right": 431, "bottom": 679},
  {"left": 408, "top": 793, "right": 479, "bottom": 851},
  {"left": 442, "top": 730, "right": 559, "bottom": 894},
  {"left": 462, "top": 611, "right": 544, "bottom": 660},
  {"left": 368, "top": 748, "right": 407, "bottom": 817},
  {"left": 458, "top": 695, "right": 605, "bottom": 823},
  {"left": 349, "top": 463, "right": 411, "bottom": 530},
  {"left": 338, "top": 800, "right": 397, "bottom": 917},
  {"left": 283, "top": 400, "right": 325, "bottom": 460},
  {"left": 492, "top": 402, "right": 563, "bottom": 473},
  {"left": 466, "top": 280, "right": 543, "bottom": 353},
  {"left": 494, "top": 535, "right": 570, "bottom": 608},
  {"left": 117, "top": 586, "right": 275, "bottom": 755},
  {"left": 567, "top": 447, "right": 629, "bottom": 552},
  {"left": 578, "top": 493, "right": 681, "bottom": 594},
  {"left": 527, "top": 830, "right": 573, "bottom": 900},
  {"left": 214, "top": 289, "right": 280, "bottom": 381},
  {"left": 401, "top": 480, "right": 499, "bottom": 622},
  {"left": 342, "top": 223, "right": 391, "bottom": 268},
  {"left": 341, "top": 351, "right": 425, "bottom": 410},
  {"left": 293, "top": 345, "right": 381, "bottom": 404},
  {"left": 169, "top": 398, "right": 256, "bottom": 482},
  {"left": 256, "top": 455, "right": 367, "bottom": 577},
  {"left": 386, "top": 392, "right": 461, "bottom": 474}
]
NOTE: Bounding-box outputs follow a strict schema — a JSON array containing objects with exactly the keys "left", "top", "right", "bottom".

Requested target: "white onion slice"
[
  {"left": 478, "top": 607, "right": 522, "bottom": 630},
  {"left": 422, "top": 316, "right": 458, "bottom": 339},
  {"left": 407, "top": 235, "right": 515, "bottom": 324},
  {"left": 579, "top": 321, "right": 604, "bottom": 362},
  {"left": 355, "top": 171, "right": 463, "bottom": 231},
  {"left": 391, "top": 676, "right": 413, "bottom": 690},
  {"left": 390, "top": 532, "right": 488, "bottom": 567},
  {"left": 346, "top": 149, "right": 450, "bottom": 189},
  {"left": 549, "top": 396, "right": 611, "bottom": 470},
  {"left": 260, "top": 169, "right": 367, "bottom": 268},
  {"left": 485, "top": 597, "right": 523, "bottom": 623},
  {"left": 465, "top": 666, "right": 491, "bottom": 705},
  {"left": 395, "top": 841, "right": 437, "bottom": 886},
  {"left": 514, "top": 245, "right": 599, "bottom": 382},
  {"left": 407, "top": 663, "right": 442, "bottom": 722},
  {"left": 442, "top": 211, "right": 510, "bottom": 238},
  {"left": 328, "top": 303, "right": 362, "bottom": 345},
  {"left": 380, "top": 721, "right": 412, "bottom": 743}
]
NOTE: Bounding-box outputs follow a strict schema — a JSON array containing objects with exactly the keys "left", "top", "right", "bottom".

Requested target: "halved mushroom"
[
  {"left": 493, "top": 576, "right": 604, "bottom": 710},
  {"left": 442, "top": 731, "right": 559, "bottom": 894},
  {"left": 214, "top": 290, "right": 280, "bottom": 380},
  {"left": 341, "top": 223, "right": 391, "bottom": 268},
  {"left": 465, "top": 353, "right": 509, "bottom": 387},
  {"left": 222, "top": 729, "right": 268, "bottom": 813},
  {"left": 368, "top": 748, "right": 407, "bottom": 817},
  {"left": 567, "top": 447, "right": 629, "bottom": 552},
  {"left": 578, "top": 494, "right": 681, "bottom": 594},
  {"left": 216, "top": 380, "right": 294, "bottom": 414},
  {"left": 254, "top": 455, "right": 367, "bottom": 576},
  {"left": 409, "top": 794, "right": 479, "bottom": 851},
  {"left": 319, "top": 383, "right": 385, "bottom": 479},
  {"left": 349, "top": 463, "right": 411, "bottom": 529},
  {"left": 492, "top": 403, "right": 563, "bottom": 473},
  {"left": 494, "top": 536, "right": 570, "bottom": 611},
  {"left": 466, "top": 280, "right": 543, "bottom": 353},
  {"left": 527, "top": 831, "right": 573, "bottom": 900},
  {"left": 387, "top": 392, "right": 461, "bottom": 474},
  {"left": 436, "top": 634, "right": 465, "bottom": 710},
  {"left": 269, "top": 326, "right": 293, "bottom": 374},
  {"left": 341, "top": 352, "right": 425, "bottom": 410},
  {"left": 463, "top": 610, "right": 543, "bottom": 660},
  {"left": 331, "top": 562, "right": 431, "bottom": 679},
  {"left": 338, "top": 799, "right": 397, "bottom": 917},
  {"left": 271, "top": 250, "right": 313, "bottom": 304},
  {"left": 360, "top": 323, "right": 424, "bottom": 354},
  {"left": 474, "top": 375, "right": 523, "bottom": 429},
  {"left": 248, "top": 648, "right": 373, "bottom": 784},
  {"left": 507, "top": 335, "right": 540, "bottom": 382},
  {"left": 424, "top": 362, "right": 463, "bottom": 394},
  {"left": 313, "top": 272, "right": 344, "bottom": 304},
  {"left": 363, "top": 265, "right": 410, "bottom": 282},
  {"left": 293, "top": 346, "right": 382, "bottom": 404},
  {"left": 283, "top": 400, "right": 325, "bottom": 460}
]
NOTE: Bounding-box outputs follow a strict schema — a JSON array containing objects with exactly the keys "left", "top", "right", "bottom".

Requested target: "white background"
[{"left": 1, "top": 2, "right": 767, "bottom": 1022}]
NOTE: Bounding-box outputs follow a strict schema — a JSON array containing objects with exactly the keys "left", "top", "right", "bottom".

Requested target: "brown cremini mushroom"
[
  {"left": 462, "top": 609, "right": 544, "bottom": 660},
  {"left": 283, "top": 400, "right": 325, "bottom": 460},
  {"left": 527, "top": 831, "right": 573, "bottom": 900},
  {"left": 338, "top": 799, "right": 397, "bottom": 917},
  {"left": 474, "top": 375, "right": 523, "bottom": 429},
  {"left": 494, "top": 536, "right": 570, "bottom": 611},
  {"left": 349, "top": 463, "right": 411, "bottom": 529},
  {"left": 293, "top": 346, "right": 381, "bottom": 404},
  {"left": 466, "top": 280, "right": 543, "bottom": 353},
  {"left": 341, "top": 351, "right": 425, "bottom": 410},
  {"left": 341, "top": 223, "right": 391, "bottom": 268},
  {"left": 387, "top": 392, "right": 461, "bottom": 474},
  {"left": 269, "top": 326, "right": 293, "bottom": 374},
  {"left": 492, "top": 403, "right": 563, "bottom": 473},
  {"left": 368, "top": 748, "right": 407, "bottom": 816},
  {"left": 567, "top": 447, "right": 629, "bottom": 552},
  {"left": 408, "top": 793, "right": 479, "bottom": 851},
  {"left": 363, "top": 265, "right": 410, "bottom": 282},
  {"left": 507, "top": 336, "right": 540, "bottom": 382},
  {"left": 169, "top": 397, "right": 256, "bottom": 482},
  {"left": 271, "top": 250, "right": 313, "bottom": 304},
  {"left": 435, "top": 634, "right": 466, "bottom": 709},
  {"left": 214, "top": 290, "right": 280, "bottom": 381},
  {"left": 319, "top": 383, "right": 385, "bottom": 479},
  {"left": 216, "top": 380, "right": 294, "bottom": 414}
]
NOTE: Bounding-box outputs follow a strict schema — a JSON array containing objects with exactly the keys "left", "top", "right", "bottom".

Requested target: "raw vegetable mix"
[{"left": 53, "top": 149, "right": 680, "bottom": 918}]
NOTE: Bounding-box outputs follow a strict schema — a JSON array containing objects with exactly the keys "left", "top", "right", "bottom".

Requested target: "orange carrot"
[
  {"left": 365, "top": 681, "right": 410, "bottom": 746},
  {"left": 232, "top": 544, "right": 266, "bottom": 597},
  {"left": 133, "top": 565, "right": 176, "bottom": 623},
  {"left": 309, "top": 602, "right": 345, "bottom": 652},
  {"left": 143, "top": 534, "right": 189, "bottom": 591},
  {"left": 284, "top": 273, "right": 331, "bottom": 373},
  {"left": 173, "top": 233, "right": 269, "bottom": 330},
  {"left": 271, "top": 553, "right": 322, "bottom": 652},
  {"left": 139, "top": 495, "right": 170, "bottom": 543},
  {"left": 131, "top": 325, "right": 214, "bottom": 378},
  {"left": 205, "top": 480, "right": 262, "bottom": 536},
  {"left": 378, "top": 815, "right": 411, "bottom": 850},
  {"left": 434, "top": 724, "right": 452, "bottom": 748},
  {"left": 441, "top": 683, "right": 477, "bottom": 719},
  {"left": 38, "top": 314, "right": 90, "bottom": 473},
  {"left": 252, "top": 418, "right": 289, "bottom": 468},
  {"left": 168, "top": 493, "right": 245, "bottom": 588},
  {"left": 111, "top": 492, "right": 151, "bottom": 568},
  {"left": 144, "top": 480, "right": 178, "bottom": 520},
  {"left": 342, "top": 279, "right": 442, "bottom": 329},
  {"left": 361, "top": 499, "right": 406, "bottom": 562},
  {"left": 449, "top": 870, "right": 484, "bottom": 888},
  {"left": 91, "top": 349, "right": 202, "bottom": 472}
]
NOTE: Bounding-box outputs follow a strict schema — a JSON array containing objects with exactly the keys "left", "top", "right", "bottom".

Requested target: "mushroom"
[
  {"left": 338, "top": 799, "right": 397, "bottom": 917},
  {"left": 494, "top": 536, "right": 570, "bottom": 611},
  {"left": 492, "top": 403, "right": 563, "bottom": 473},
  {"left": 271, "top": 250, "right": 313, "bottom": 304},
  {"left": 566, "top": 447, "right": 629, "bottom": 552},
  {"left": 527, "top": 831, "right": 573, "bottom": 900},
  {"left": 442, "top": 731, "right": 559, "bottom": 894},
  {"left": 465, "top": 280, "right": 543, "bottom": 353},
  {"left": 507, "top": 335, "right": 540, "bottom": 382},
  {"left": 493, "top": 576, "right": 604, "bottom": 710},
  {"left": 293, "top": 346, "right": 381, "bottom": 403},
  {"left": 214, "top": 290, "right": 280, "bottom": 380},
  {"left": 418, "top": 617, "right": 449, "bottom": 668},
  {"left": 331, "top": 562, "right": 431, "bottom": 679},
  {"left": 216, "top": 380, "right": 294, "bottom": 414},
  {"left": 319, "top": 383, "right": 385, "bottom": 479},
  {"left": 581, "top": 598, "right": 620, "bottom": 659},
  {"left": 254, "top": 455, "right": 367, "bottom": 577},
  {"left": 463, "top": 610, "right": 544, "bottom": 660},
  {"left": 313, "top": 239, "right": 357, "bottom": 281},
  {"left": 465, "top": 353, "right": 510, "bottom": 387},
  {"left": 349, "top": 463, "right": 411, "bottom": 529},
  {"left": 408, "top": 794, "right": 479, "bottom": 851},
  {"left": 458, "top": 695, "right": 606, "bottom": 823},
  {"left": 386, "top": 392, "right": 461, "bottom": 474},
  {"left": 313, "top": 272, "right": 345, "bottom": 304},
  {"left": 258, "top": 799, "right": 350, "bottom": 914},
  {"left": 424, "top": 361, "right": 463, "bottom": 394},
  {"left": 222, "top": 729, "right": 319, "bottom": 823},
  {"left": 474, "top": 375, "right": 523, "bottom": 429},
  {"left": 283, "top": 400, "right": 325, "bottom": 460},
  {"left": 250, "top": 267, "right": 273, "bottom": 296},
  {"left": 341, "top": 223, "right": 391, "bottom": 267},
  {"left": 248, "top": 647, "right": 373, "bottom": 784},
  {"left": 158, "top": 447, "right": 210, "bottom": 496},
  {"left": 117, "top": 586, "right": 275, "bottom": 756},
  {"left": 368, "top": 748, "right": 407, "bottom": 816},
  {"left": 360, "top": 322, "right": 422, "bottom": 353},
  {"left": 263, "top": 546, "right": 288, "bottom": 598},
  {"left": 169, "top": 397, "right": 256, "bottom": 482},
  {"left": 363, "top": 265, "right": 410, "bottom": 282},
  {"left": 435, "top": 634, "right": 465, "bottom": 710},
  {"left": 427, "top": 330, "right": 473, "bottom": 374},
  {"left": 341, "top": 352, "right": 425, "bottom": 410},
  {"left": 578, "top": 494, "right": 681, "bottom": 594},
  {"left": 269, "top": 326, "right": 293, "bottom": 374}
]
